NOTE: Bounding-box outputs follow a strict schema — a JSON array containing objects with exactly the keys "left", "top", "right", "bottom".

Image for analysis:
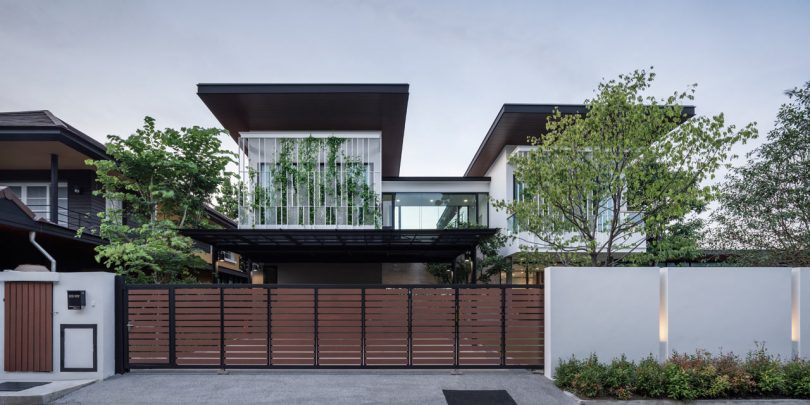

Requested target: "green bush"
[
  {"left": 554, "top": 347, "right": 809, "bottom": 401},
  {"left": 783, "top": 359, "right": 810, "bottom": 398},
  {"left": 745, "top": 345, "right": 787, "bottom": 396},
  {"left": 554, "top": 356, "right": 582, "bottom": 391},
  {"left": 570, "top": 354, "right": 607, "bottom": 398},
  {"left": 636, "top": 355, "right": 666, "bottom": 398},
  {"left": 604, "top": 355, "right": 637, "bottom": 399}
]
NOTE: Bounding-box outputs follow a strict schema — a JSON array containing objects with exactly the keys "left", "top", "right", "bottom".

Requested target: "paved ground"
[{"left": 52, "top": 369, "right": 574, "bottom": 405}]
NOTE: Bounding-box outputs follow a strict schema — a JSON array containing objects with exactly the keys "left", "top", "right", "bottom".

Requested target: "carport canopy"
[{"left": 180, "top": 228, "right": 498, "bottom": 263}]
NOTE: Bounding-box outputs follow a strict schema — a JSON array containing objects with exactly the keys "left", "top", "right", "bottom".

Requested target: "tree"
[
  {"left": 495, "top": 68, "right": 756, "bottom": 266},
  {"left": 87, "top": 117, "right": 234, "bottom": 283},
  {"left": 709, "top": 81, "right": 810, "bottom": 266},
  {"left": 214, "top": 175, "right": 241, "bottom": 220},
  {"left": 426, "top": 232, "right": 509, "bottom": 283}
]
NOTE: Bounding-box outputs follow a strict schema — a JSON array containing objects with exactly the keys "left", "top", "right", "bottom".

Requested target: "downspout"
[{"left": 29, "top": 231, "right": 56, "bottom": 272}]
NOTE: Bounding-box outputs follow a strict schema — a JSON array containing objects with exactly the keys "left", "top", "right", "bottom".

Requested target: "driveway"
[{"left": 53, "top": 369, "right": 574, "bottom": 405}]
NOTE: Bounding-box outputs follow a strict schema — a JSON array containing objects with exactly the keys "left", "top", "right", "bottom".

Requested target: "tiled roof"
[
  {"left": 0, "top": 110, "right": 64, "bottom": 127},
  {"left": 0, "top": 110, "right": 108, "bottom": 159}
]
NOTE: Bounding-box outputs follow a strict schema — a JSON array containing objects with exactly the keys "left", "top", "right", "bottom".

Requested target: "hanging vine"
[{"left": 246, "top": 135, "right": 381, "bottom": 228}]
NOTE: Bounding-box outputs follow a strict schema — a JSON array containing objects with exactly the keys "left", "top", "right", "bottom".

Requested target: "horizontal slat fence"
[{"left": 125, "top": 285, "right": 543, "bottom": 369}]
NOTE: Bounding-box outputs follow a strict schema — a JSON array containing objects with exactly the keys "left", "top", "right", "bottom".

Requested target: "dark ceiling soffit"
[
  {"left": 196, "top": 83, "right": 410, "bottom": 177},
  {"left": 197, "top": 83, "right": 409, "bottom": 94},
  {"left": 0, "top": 128, "right": 109, "bottom": 160},
  {"left": 382, "top": 176, "right": 491, "bottom": 182},
  {"left": 463, "top": 103, "right": 697, "bottom": 177}
]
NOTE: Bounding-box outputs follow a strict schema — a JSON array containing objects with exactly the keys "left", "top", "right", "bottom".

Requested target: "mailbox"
[{"left": 67, "top": 290, "right": 86, "bottom": 310}]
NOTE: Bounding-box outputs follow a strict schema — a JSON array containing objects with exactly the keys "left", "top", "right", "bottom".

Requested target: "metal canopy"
[{"left": 180, "top": 228, "right": 498, "bottom": 263}]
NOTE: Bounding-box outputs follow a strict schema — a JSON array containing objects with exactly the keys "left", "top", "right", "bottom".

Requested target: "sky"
[{"left": 1, "top": 0, "right": 808, "bottom": 177}]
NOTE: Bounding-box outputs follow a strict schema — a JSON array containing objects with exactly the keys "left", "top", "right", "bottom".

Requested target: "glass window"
[
  {"left": 384, "top": 193, "right": 487, "bottom": 230},
  {"left": 382, "top": 194, "right": 393, "bottom": 228}
]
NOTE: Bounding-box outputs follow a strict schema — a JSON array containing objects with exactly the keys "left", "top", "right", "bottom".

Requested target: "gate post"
[
  {"left": 114, "top": 275, "right": 127, "bottom": 374},
  {"left": 169, "top": 287, "right": 176, "bottom": 367}
]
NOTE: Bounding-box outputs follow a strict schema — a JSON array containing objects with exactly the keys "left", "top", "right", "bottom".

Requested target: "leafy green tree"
[
  {"left": 426, "top": 232, "right": 509, "bottom": 283},
  {"left": 86, "top": 117, "right": 234, "bottom": 283},
  {"left": 495, "top": 68, "right": 756, "bottom": 266},
  {"left": 214, "top": 174, "right": 241, "bottom": 220},
  {"left": 709, "top": 81, "right": 810, "bottom": 266}
]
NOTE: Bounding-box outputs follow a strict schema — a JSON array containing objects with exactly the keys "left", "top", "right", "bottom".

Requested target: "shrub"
[
  {"left": 783, "top": 359, "right": 810, "bottom": 398},
  {"left": 713, "top": 351, "right": 755, "bottom": 396},
  {"left": 570, "top": 354, "right": 607, "bottom": 398},
  {"left": 553, "top": 346, "right": 809, "bottom": 401},
  {"left": 635, "top": 356, "right": 666, "bottom": 398},
  {"left": 745, "top": 345, "right": 787, "bottom": 396},
  {"left": 664, "top": 362, "right": 698, "bottom": 401},
  {"left": 604, "top": 355, "right": 637, "bottom": 399},
  {"left": 554, "top": 356, "right": 582, "bottom": 390}
]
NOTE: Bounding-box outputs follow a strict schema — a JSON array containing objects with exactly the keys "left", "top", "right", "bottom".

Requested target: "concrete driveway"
[{"left": 52, "top": 369, "right": 574, "bottom": 405}]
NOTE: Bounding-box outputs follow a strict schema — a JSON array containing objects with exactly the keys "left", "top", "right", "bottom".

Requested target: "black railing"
[{"left": 26, "top": 205, "right": 102, "bottom": 234}]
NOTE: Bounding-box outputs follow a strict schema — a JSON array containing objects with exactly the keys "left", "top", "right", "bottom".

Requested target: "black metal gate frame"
[{"left": 118, "top": 283, "right": 544, "bottom": 371}]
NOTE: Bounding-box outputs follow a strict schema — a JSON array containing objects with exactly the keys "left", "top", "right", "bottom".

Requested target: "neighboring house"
[
  {"left": 0, "top": 110, "right": 108, "bottom": 272},
  {"left": 0, "top": 110, "right": 244, "bottom": 280},
  {"left": 183, "top": 84, "right": 681, "bottom": 285}
]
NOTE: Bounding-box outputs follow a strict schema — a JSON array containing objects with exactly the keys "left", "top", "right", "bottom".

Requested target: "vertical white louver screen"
[{"left": 238, "top": 132, "right": 382, "bottom": 229}]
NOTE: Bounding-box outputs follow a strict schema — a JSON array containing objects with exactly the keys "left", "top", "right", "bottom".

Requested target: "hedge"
[{"left": 554, "top": 346, "right": 810, "bottom": 400}]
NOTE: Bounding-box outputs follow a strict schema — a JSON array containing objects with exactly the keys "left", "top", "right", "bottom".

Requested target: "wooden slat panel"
[
  {"left": 127, "top": 288, "right": 170, "bottom": 364},
  {"left": 4, "top": 282, "right": 52, "bottom": 372},
  {"left": 124, "top": 285, "right": 544, "bottom": 369},
  {"left": 505, "top": 288, "right": 544, "bottom": 366}
]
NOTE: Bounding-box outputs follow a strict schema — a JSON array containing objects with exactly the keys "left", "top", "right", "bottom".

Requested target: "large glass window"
[{"left": 383, "top": 193, "right": 488, "bottom": 230}]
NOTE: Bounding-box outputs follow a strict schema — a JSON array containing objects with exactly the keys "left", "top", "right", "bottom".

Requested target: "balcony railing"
[
  {"left": 507, "top": 211, "right": 644, "bottom": 235},
  {"left": 26, "top": 205, "right": 102, "bottom": 235}
]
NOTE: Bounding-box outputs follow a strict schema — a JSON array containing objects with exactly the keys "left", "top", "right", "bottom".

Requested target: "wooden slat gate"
[
  {"left": 4, "top": 282, "right": 53, "bottom": 372},
  {"left": 122, "top": 284, "right": 543, "bottom": 369}
]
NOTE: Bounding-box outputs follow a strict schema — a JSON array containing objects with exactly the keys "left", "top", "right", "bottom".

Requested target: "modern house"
[
  {"left": 183, "top": 84, "right": 668, "bottom": 285},
  {"left": 0, "top": 111, "right": 245, "bottom": 280}
]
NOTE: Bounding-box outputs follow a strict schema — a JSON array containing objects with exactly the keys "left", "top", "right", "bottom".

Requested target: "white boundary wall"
[
  {"left": 545, "top": 267, "right": 809, "bottom": 378},
  {"left": 0, "top": 271, "right": 116, "bottom": 381}
]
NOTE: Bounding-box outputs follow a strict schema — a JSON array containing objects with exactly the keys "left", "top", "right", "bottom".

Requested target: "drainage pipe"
[{"left": 29, "top": 231, "right": 56, "bottom": 272}]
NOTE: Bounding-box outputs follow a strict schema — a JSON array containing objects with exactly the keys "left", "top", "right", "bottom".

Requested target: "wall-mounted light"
[
  {"left": 659, "top": 267, "right": 669, "bottom": 363},
  {"left": 792, "top": 268, "right": 800, "bottom": 358},
  {"left": 72, "top": 186, "right": 82, "bottom": 194}
]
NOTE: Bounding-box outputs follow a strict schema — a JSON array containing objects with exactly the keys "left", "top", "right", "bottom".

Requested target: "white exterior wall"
[
  {"left": 0, "top": 271, "right": 117, "bottom": 381},
  {"left": 382, "top": 180, "right": 490, "bottom": 194},
  {"left": 544, "top": 267, "right": 661, "bottom": 375},
  {"left": 485, "top": 146, "right": 514, "bottom": 234},
  {"left": 545, "top": 267, "right": 807, "bottom": 379},
  {"left": 667, "top": 267, "right": 793, "bottom": 359},
  {"left": 487, "top": 145, "right": 645, "bottom": 257}
]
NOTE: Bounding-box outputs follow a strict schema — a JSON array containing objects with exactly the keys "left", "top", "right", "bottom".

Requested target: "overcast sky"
[{"left": 1, "top": 0, "right": 808, "bottom": 176}]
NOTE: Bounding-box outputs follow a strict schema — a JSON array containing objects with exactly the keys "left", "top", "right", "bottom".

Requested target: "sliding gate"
[{"left": 122, "top": 284, "right": 543, "bottom": 369}]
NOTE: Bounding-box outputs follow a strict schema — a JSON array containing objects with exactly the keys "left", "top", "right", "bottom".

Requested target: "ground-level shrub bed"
[{"left": 555, "top": 347, "right": 810, "bottom": 400}]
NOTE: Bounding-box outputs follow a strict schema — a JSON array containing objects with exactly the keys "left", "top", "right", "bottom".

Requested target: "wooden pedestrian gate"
[{"left": 121, "top": 284, "right": 543, "bottom": 369}]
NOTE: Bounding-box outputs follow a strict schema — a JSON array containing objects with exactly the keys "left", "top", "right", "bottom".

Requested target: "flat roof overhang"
[
  {"left": 180, "top": 228, "right": 498, "bottom": 263},
  {"left": 464, "top": 104, "right": 697, "bottom": 177},
  {"left": 197, "top": 83, "right": 410, "bottom": 177}
]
